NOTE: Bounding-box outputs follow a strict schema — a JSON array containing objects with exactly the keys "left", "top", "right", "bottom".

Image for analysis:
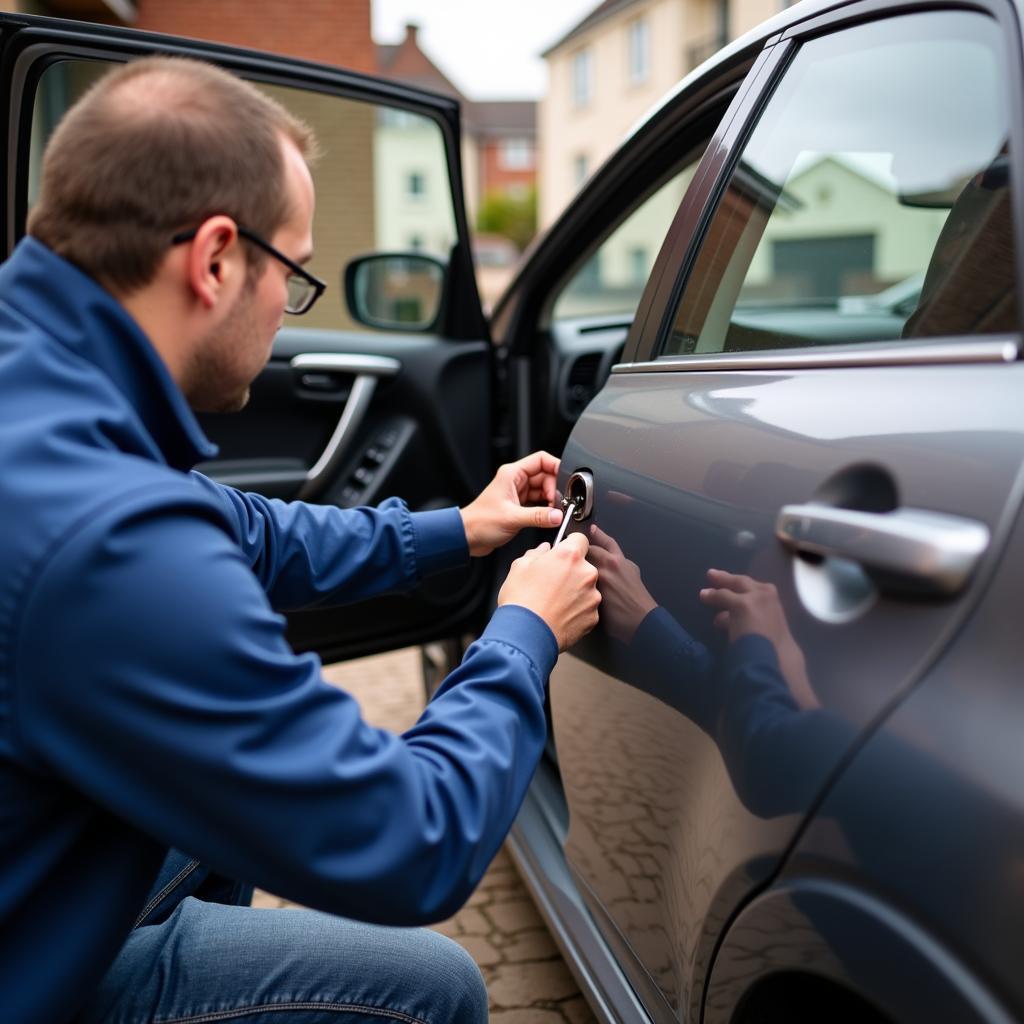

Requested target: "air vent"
[{"left": 565, "top": 353, "right": 602, "bottom": 417}]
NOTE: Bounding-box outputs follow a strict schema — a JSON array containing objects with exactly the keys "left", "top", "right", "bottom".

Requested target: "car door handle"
[
  {"left": 290, "top": 354, "right": 401, "bottom": 500},
  {"left": 775, "top": 503, "right": 990, "bottom": 597}
]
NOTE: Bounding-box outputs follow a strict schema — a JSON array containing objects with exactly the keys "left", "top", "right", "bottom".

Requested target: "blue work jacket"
[{"left": 0, "top": 238, "right": 558, "bottom": 1024}]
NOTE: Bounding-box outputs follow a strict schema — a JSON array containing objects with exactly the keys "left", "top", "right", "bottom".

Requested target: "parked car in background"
[{"left": 1, "top": 0, "right": 1021, "bottom": 1021}]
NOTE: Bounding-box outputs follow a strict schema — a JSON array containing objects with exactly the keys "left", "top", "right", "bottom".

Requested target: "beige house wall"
[
  {"left": 540, "top": 0, "right": 690, "bottom": 227},
  {"left": 540, "top": 0, "right": 786, "bottom": 229},
  {"left": 461, "top": 136, "right": 480, "bottom": 226},
  {"left": 731, "top": 0, "right": 783, "bottom": 37}
]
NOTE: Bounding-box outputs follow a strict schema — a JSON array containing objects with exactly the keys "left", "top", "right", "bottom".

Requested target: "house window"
[
  {"left": 573, "top": 153, "right": 589, "bottom": 187},
  {"left": 629, "top": 246, "right": 649, "bottom": 284},
  {"left": 499, "top": 138, "right": 533, "bottom": 170},
  {"left": 572, "top": 49, "right": 593, "bottom": 109},
  {"left": 407, "top": 171, "right": 426, "bottom": 198},
  {"left": 628, "top": 18, "right": 650, "bottom": 84}
]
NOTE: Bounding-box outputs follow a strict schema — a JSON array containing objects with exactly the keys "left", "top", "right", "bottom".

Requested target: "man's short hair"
[{"left": 28, "top": 56, "right": 317, "bottom": 294}]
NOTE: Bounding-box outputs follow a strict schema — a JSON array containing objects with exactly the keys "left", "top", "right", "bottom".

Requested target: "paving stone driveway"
[{"left": 253, "top": 648, "right": 597, "bottom": 1024}]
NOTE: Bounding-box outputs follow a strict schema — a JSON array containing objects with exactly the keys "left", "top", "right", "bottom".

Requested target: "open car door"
[{"left": 1, "top": 11, "right": 494, "bottom": 664}]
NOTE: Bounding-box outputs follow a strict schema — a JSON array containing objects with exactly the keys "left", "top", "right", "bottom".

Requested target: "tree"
[{"left": 476, "top": 186, "right": 537, "bottom": 252}]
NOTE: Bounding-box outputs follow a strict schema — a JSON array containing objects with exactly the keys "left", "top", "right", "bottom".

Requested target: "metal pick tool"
[{"left": 553, "top": 502, "right": 576, "bottom": 545}]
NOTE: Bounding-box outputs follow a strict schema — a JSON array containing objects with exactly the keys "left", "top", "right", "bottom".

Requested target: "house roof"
[
  {"left": 540, "top": 0, "right": 645, "bottom": 57},
  {"left": 376, "top": 25, "right": 536, "bottom": 140},
  {"left": 375, "top": 25, "right": 466, "bottom": 103},
  {"left": 466, "top": 101, "right": 536, "bottom": 139}
]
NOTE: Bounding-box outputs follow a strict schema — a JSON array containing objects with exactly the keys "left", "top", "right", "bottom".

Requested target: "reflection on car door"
[
  {"left": 4, "top": 15, "right": 492, "bottom": 665},
  {"left": 552, "top": 8, "right": 1022, "bottom": 1022}
]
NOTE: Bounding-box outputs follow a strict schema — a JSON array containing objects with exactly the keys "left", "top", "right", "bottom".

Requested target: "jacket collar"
[{"left": 0, "top": 237, "right": 218, "bottom": 470}]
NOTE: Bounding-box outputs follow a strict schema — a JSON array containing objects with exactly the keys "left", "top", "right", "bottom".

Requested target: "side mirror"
[{"left": 344, "top": 253, "right": 446, "bottom": 331}]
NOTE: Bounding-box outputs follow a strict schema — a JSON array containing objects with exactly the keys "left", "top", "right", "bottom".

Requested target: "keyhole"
[{"left": 565, "top": 470, "right": 594, "bottom": 521}]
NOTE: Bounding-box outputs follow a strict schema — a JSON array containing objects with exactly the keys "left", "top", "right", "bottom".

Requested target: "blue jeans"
[{"left": 73, "top": 852, "right": 488, "bottom": 1024}]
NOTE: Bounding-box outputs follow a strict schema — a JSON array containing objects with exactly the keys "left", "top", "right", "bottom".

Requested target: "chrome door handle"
[
  {"left": 290, "top": 353, "right": 401, "bottom": 500},
  {"left": 776, "top": 503, "right": 990, "bottom": 596}
]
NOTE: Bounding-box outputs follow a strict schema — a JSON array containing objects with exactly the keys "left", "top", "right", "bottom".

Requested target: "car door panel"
[
  {"left": 544, "top": 4, "right": 1023, "bottom": 1020},
  {"left": 495, "top": 35, "right": 776, "bottom": 1024},
  {"left": 766, "top": 497, "right": 1024, "bottom": 1024},
  {"left": 554, "top": 357, "right": 1024, "bottom": 1013},
  {"left": 197, "top": 328, "right": 491, "bottom": 661},
  {"left": 198, "top": 331, "right": 489, "bottom": 528},
  {"left": 2, "top": 14, "right": 494, "bottom": 665}
]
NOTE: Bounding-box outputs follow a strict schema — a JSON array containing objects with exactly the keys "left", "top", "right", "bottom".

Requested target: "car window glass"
[
  {"left": 27, "top": 61, "right": 458, "bottom": 333},
  {"left": 662, "top": 12, "right": 1014, "bottom": 357},
  {"left": 551, "top": 157, "right": 703, "bottom": 323}
]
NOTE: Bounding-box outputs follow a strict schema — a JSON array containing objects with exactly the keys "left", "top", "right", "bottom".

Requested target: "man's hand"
[
  {"left": 587, "top": 524, "right": 657, "bottom": 644},
  {"left": 498, "top": 533, "right": 601, "bottom": 651},
  {"left": 460, "top": 451, "right": 564, "bottom": 557}
]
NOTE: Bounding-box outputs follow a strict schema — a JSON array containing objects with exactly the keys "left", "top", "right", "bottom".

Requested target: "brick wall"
[
  {"left": 135, "top": 0, "right": 375, "bottom": 73},
  {"left": 480, "top": 140, "right": 537, "bottom": 199},
  {"left": 131, "top": 0, "right": 377, "bottom": 332}
]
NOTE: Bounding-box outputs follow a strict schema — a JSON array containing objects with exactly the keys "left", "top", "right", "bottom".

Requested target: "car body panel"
[
  {"left": 703, "top": 879, "right": 1016, "bottom": 1023},
  {"left": 552, "top": 360, "right": 1024, "bottom": 1018},
  {"left": 508, "top": 0, "right": 1024, "bottom": 1020},
  {"left": 770, "top": 494, "right": 1024, "bottom": 1021}
]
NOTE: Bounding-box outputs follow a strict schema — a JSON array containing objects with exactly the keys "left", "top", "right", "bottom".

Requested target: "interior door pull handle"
[
  {"left": 290, "top": 353, "right": 400, "bottom": 501},
  {"left": 775, "top": 503, "right": 990, "bottom": 596}
]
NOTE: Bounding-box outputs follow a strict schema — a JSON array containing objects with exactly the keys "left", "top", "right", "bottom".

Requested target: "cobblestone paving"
[{"left": 253, "top": 647, "right": 597, "bottom": 1024}]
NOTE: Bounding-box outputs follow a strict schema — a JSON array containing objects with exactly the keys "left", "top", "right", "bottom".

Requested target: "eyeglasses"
[{"left": 171, "top": 224, "right": 326, "bottom": 315}]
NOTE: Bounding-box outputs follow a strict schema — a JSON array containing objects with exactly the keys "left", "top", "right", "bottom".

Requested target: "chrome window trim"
[{"left": 612, "top": 338, "right": 1019, "bottom": 374}]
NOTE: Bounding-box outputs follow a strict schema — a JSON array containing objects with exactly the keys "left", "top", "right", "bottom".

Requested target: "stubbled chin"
[{"left": 190, "top": 387, "right": 250, "bottom": 414}]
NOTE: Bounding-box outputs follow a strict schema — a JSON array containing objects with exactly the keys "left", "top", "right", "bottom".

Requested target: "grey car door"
[{"left": 550, "top": 3, "right": 1022, "bottom": 1021}]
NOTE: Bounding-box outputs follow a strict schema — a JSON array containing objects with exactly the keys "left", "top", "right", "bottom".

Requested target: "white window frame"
[
  {"left": 571, "top": 48, "right": 593, "bottom": 109},
  {"left": 628, "top": 18, "right": 650, "bottom": 85},
  {"left": 499, "top": 138, "right": 533, "bottom": 170}
]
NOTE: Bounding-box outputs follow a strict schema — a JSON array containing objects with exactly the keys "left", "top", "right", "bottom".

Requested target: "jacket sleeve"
[
  {"left": 621, "top": 607, "right": 719, "bottom": 734},
  {"left": 15, "top": 492, "right": 557, "bottom": 925},
  {"left": 715, "top": 636, "right": 854, "bottom": 819},
  {"left": 189, "top": 472, "right": 469, "bottom": 610}
]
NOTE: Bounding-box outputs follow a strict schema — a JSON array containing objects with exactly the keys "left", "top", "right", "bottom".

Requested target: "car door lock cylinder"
[{"left": 562, "top": 470, "right": 594, "bottom": 522}]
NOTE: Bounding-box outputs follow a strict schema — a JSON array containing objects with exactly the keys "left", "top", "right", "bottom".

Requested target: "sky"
[{"left": 372, "top": 0, "right": 601, "bottom": 100}]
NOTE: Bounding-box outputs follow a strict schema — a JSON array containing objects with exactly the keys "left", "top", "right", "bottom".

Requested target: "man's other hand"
[
  {"left": 699, "top": 569, "right": 820, "bottom": 710},
  {"left": 498, "top": 534, "right": 601, "bottom": 651},
  {"left": 698, "top": 569, "right": 788, "bottom": 645},
  {"left": 460, "top": 451, "right": 563, "bottom": 557}
]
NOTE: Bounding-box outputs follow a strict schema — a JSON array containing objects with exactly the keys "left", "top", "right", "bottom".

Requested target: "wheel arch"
[{"left": 702, "top": 878, "right": 1013, "bottom": 1024}]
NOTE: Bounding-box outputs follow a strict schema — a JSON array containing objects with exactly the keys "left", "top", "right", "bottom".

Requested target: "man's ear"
[{"left": 185, "top": 215, "right": 242, "bottom": 310}]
